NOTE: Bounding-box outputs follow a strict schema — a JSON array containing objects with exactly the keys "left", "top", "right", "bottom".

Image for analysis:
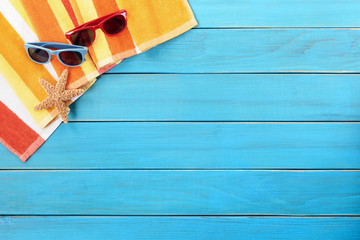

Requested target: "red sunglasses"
[{"left": 65, "top": 10, "right": 127, "bottom": 47}]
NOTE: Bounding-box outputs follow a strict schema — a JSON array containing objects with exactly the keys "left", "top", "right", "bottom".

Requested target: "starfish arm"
[
  {"left": 61, "top": 89, "right": 85, "bottom": 101},
  {"left": 34, "top": 96, "right": 54, "bottom": 111},
  {"left": 39, "top": 78, "right": 54, "bottom": 95},
  {"left": 54, "top": 100, "right": 68, "bottom": 123},
  {"left": 55, "top": 69, "right": 68, "bottom": 92}
]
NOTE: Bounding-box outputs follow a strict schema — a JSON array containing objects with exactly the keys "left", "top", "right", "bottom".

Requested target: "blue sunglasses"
[{"left": 24, "top": 42, "right": 88, "bottom": 67}]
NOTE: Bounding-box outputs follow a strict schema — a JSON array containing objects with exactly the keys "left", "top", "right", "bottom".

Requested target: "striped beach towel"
[{"left": 0, "top": 0, "right": 197, "bottom": 162}]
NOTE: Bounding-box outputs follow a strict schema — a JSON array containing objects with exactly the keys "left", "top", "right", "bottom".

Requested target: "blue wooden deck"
[{"left": 1, "top": 0, "right": 360, "bottom": 239}]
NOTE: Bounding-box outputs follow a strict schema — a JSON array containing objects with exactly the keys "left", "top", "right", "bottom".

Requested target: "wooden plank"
[
  {"left": 0, "top": 170, "right": 358, "bottom": 215},
  {"left": 69, "top": 74, "right": 360, "bottom": 121},
  {"left": 108, "top": 29, "right": 360, "bottom": 73},
  {"left": 1, "top": 217, "right": 359, "bottom": 240},
  {"left": 190, "top": 0, "right": 360, "bottom": 27},
  {"left": 0, "top": 123, "right": 359, "bottom": 169}
]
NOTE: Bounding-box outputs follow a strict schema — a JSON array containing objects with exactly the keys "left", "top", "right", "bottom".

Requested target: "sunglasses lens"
[
  {"left": 103, "top": 15, "right": 126, "bottom": 35},
  {"left": 28, "top": 47, "right": 49, "bottom": 63},
  {"left": 70, "top": 29, "right": 94, "bottom": 46},
  {"left": 59, "top": 51, "right": 83, "bottom": 66}
]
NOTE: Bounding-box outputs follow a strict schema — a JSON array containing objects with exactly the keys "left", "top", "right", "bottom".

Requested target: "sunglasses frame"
[
  {"left": 24, "top": 42, "right": 88, "bottom": 67},
  {"left": 65, "top": 10, "right": 127, "bottom": 47}
]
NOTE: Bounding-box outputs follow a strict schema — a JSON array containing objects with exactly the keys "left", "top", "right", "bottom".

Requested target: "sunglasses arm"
[
  {"left": 38, "top": 42, "right": 86, "bottom": 51},
  {"left": 89, "top": 10, "right": 127, "bottom": 27},
  {"left": 69, "top": 10, "right": 127, "bottom": 30},
  {"left": 41, "top": 43, "right": 67, "bottom": 49}
]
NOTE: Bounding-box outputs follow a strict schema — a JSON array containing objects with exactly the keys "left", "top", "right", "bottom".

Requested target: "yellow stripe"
[
  {"left": 68, "top": 0, "right": 84, "bottom": 24},
  {"left": 47, "top": 0, "right": 74, "bottom": 34},
  {"left": 0, "top": 54, "right": 51, "bottom": 125},
  {"left": 47, "top": 0, "right": 99, "bottom": 78},
  {"left": 8, "top": 0, "right": 35, "bottom": 32},
  {"left": 115, "top": 0, "right": 195, "bottom": 50},
  {"left": 74, "top": 0, "right": 113, "bottom": 68}
]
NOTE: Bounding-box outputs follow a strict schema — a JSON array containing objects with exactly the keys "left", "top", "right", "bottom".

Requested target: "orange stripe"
[
  {"left": 20, "top": 0, "right": 88, "bottom": 88},
  {"left": 19, "top": 1, "right": 67, "bottom": 42},
  {"left": 115, "top": 0, "right": 195, "bottom": 51},
  {"left": 0, "top": 101, "right": 44, "bottom": 162},
  {"left": 0, "top": 13, "right": 55, "bottom": 101},
  {"left": 91, "top": 0, "right": 136, "bottom": 60}
]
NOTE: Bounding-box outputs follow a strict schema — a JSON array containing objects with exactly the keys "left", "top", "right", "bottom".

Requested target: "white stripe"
[
  {"left": 132, "top": 39, "right": 141, "bottom": 54},
  {"left": 0, "top": 72, "right": 61, "bottom": 140},
  {"left": 0, "top": 0, "right": 59, "bottom": 80}
]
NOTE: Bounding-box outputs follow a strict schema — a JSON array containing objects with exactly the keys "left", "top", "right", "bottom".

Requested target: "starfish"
[{"left": 34, "top": 69, "right": 84, "bottom": 123}]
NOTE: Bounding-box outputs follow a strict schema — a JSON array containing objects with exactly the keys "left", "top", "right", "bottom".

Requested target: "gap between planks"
[
  {"left": 1, "top": 216, "right": 360, "bottom": 218},
  {"left": 1, "top": 168, "right": 359, "bottom": 171},
  {"left": 1, "top": 215, "right": 359, "bottom": 218},
  {"left": 67, "top": 121, "right": 360, "bottom": 124},
  {"left": 103, "top": 72, "right": 360, "bottom": 75},
  {"left": 194, "top": 27, "right": 360, "bottom": 30},
  {"left": 0, "top": 170, "right": 358, "bottom": 172}
]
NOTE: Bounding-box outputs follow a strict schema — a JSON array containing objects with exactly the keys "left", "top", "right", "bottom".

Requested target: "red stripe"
[
  {"left": 61, "top": 0, "right": 79, "bottom": 27},
  {"left": 98, "top": 62, "right": 118, "bottom": 74},
  {"left": 0, "top": 101, "right": 44, "bottom": 162}
]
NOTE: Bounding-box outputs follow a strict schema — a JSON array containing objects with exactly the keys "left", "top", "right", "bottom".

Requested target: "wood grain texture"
[
  {"left": 189, "top": 0, "right": 360, "bottom": 27},
  {"left": 1, "top": 1, "right": 360, "bottom": 238},
  {"left": 0, "top": 170, "right": 358, "bottom": 215},
  {"left": 0, "top": 217, "right": 359, "bottom": 240},
  {"left": 108, "top": 29, "right": 360, "bottom": 73},
  {"left": 68, "top": 74, "right": 360, "bottom": 121},
  {"left": 0, "top": 123, "right": 359, "bottom": 169}
]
